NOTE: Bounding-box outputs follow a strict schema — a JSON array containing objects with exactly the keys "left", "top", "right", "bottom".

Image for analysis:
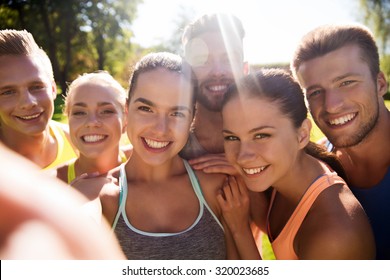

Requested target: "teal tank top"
[{"left": 113, "top": 160, "right": 227, "bottom": 259}]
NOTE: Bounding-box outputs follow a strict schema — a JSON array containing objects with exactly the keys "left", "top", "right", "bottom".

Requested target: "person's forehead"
[
  {"left": 185, "top": 31, "right": 243, "bottom": 55},
  {"left": 0, "top": 55, "right": 50, "bottom": 83}
]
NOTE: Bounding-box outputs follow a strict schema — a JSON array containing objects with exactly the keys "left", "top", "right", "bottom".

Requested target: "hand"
[
  {"left": 217, "top": 176, "right": 250, "bottom": 235},
  {"left": 188, "top": 153, "right": 239, "bottom": 175},
  {"left": 71, "top": 172, "right": 118, "bottom": 202},
  {"left": 217, "top": 176, "right": 261, "bottom": 260},
  {"left": 71, "top": 172, "right": 118, "bottom": 189}
]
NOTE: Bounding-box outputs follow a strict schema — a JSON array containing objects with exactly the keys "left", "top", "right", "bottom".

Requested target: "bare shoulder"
[
  {"left": 195, "top": 169, "right": 226, "bottom": 193},
  {"left": 297, "top": 183, "right": 375, "bottom": 259},
  {"left": 100, "top": 166, "right": 121, "bottom": 225}
]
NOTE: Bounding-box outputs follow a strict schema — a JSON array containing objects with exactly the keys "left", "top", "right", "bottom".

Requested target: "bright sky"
[{"left": 132, "top": 0, "right": 362, "bottom": 65}]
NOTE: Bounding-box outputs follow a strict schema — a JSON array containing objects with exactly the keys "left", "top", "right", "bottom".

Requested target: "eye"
[
  {"left": 0, "top": 89, "right": 15, "bottom": 96},
  {"left": 71, "top": 110, "right": 86, "bottom": 116},
  {"left": 307, "top": 89, "right": 322, "bottom": 99},
  {"left": 189, "top": 54, "right": 208, "bottom": 67},
  {"left": 137, "top": 105, "right": 152, "bottom": 112},
  {"left": 340, "top": 80, "right": 355, "bottom": 87},
  {"left": 254, "top": 133, "right": 270, "bottom": 140},
  {"left": 223, "top": 135, "right": 239, "bottom": 141},
  {"left": 171, "top": 111, "right": 186, "bottom": 118},
  {"left": 30, "top": 84, "right": 46, "bottom": 92},
  {"left": 100, "top": 109, "right": 116, "bottom": 115}
]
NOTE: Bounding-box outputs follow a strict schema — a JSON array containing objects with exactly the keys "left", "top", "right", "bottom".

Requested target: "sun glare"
[{"left": 133, "top": 0, "right": 358, "bottom": 65}]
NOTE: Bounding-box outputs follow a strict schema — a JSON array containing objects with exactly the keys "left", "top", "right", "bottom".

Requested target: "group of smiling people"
[{"left": 0, "top": 12, "right": 389, "bottom": 260}]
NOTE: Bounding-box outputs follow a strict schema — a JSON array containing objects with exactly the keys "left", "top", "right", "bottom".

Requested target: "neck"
[
  {"left": 336, "top": 107, "right": 390, "bottom": 187},
  {"left": 77, "top": 148, "right": 122, "bottom": 175},
  {"left": 0, "top": 125, "right": 56, "bottom": 168},
  {"left": 337, "top": 106, "right": 390, "bottom": 167},
  {"left": 274, "top": 154, "right": 326, "bottom": 204},
  {"left": 125, "top": 153, "right": 185, "bottom": 183},
  {"left": 192, "top": 103, "right": 225, "bottom": 154}
]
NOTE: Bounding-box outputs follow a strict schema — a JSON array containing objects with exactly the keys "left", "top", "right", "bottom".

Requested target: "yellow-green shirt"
[
  {"left": 67, "top": 151, "right": 127, "bottom": 184},
  {"left": 43, "top": 121, "right": 77, "bottom": 170}
]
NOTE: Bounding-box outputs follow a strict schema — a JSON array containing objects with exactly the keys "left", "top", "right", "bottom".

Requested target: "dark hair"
[
  {"left": 128, "top": 52, "right": 195, "bottom": 106},
  {"left": 182, "top": 13, "right": 245, "bottom": 46},
  {"left": 291, "top": 24, "right": 379, "bottom": 81},
  {"left": 223, "top": 68, "right": 347, "bottom": 181}
]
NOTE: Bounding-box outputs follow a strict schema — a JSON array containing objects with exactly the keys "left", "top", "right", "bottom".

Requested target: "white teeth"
[
  {"left": 18, "top": 113, "right": 40, "bottom": 120},
  {"left": 329, "top": 113, "right": 355, "bottom": 125},
  {"left": 82, "top": 134, "right": 106, "bottom": 143},
  {"left": 208, "top": 85, "right": 227, "bottom": 92},
  {"left": 242, "top": 166, "right": 266, "bottom": 175},
  {"left": 144, "top": 138, "right": 169, "bottom": 149}
]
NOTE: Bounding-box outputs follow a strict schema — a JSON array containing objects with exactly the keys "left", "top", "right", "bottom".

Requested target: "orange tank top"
[{"left": 266, "top": 172, "right": 346, "bottom": 259}]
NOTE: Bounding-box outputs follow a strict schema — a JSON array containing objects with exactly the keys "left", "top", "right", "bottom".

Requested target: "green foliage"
[
  {"left": 359, "top": 0, "right": 390, "bottom": 99},
  {"left": 1, "top": 0, "right": 143, "bottom": 94},
  {"left": 380, "top": 55, "right": 390, "bottom": 99}
]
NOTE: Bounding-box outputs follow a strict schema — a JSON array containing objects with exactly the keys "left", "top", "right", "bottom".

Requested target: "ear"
[
  {"left": 51, "top": 81, "right": 57, "bottom": 100},
  {"left": 297, "top": 118, "right": 311, "bottom": 150},
  {"left": 243, "top": 61, "right": 249, "bottom": 75},
  {"left": 376, "top": 71, "right": 388, "bottom": 98}
]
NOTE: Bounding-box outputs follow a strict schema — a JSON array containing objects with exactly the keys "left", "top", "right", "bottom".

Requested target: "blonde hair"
[
  {"left": 64, "top": 71, "right": 127, "bottom": 115},
  {"left": 0, "top": 29, "right": 54, "bottom": 80}
]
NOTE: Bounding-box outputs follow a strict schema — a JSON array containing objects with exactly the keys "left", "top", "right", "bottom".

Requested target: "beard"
[
  {"left": 195, "top": 78, "right": 234, "bottom": 112},
  {"left": 327, "top": 101, "right": 380, "bottom": 148}
]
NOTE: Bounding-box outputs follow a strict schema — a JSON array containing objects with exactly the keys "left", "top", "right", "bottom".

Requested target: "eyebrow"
[
  {"left": 222, "top": 125, "right": 275, "bottom": 134},
  {"left": 306, "top": 72, "right": 361, "bottom": 92},
  {"left": 0, "top": 86, "right": 13, "bottom": 91},
  {"left": 332, "top": 72, "right": 361, "bottom": 83},
  {"left": 133, "top": 97, "right": 192, "bottom": 112},
  {"left": 72, "top": 101, "right": 114, "bottom": 107}
]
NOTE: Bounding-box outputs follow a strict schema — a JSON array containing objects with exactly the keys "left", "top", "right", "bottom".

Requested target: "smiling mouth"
[
  {"left": 328, "top": 113, "right": 356, "bottom": 126},
  {"left": 242, "top": 165, "right": 268, "bottom": 175},
  {"left": 144, "top": 138, "right": 170, "bottom": 149},
  {"left": 81, "top": 134, "right": 107, "bottom": 143},
  {"left": 16, "top": 112, "right": 42, "bottom": 120},
  {"left": 207, "top": 84, "right": 228, "bottom": 93}
]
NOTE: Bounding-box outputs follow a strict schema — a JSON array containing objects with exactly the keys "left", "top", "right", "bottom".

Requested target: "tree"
[
  {"left": 0, "top": 0, "right": 142, "bottom": 95},
  {"left": 360, "top": 0, "right": 390, "bottom": 99},
  {"left": 151, "top": 5, "right": 196, "bottom": 55}
]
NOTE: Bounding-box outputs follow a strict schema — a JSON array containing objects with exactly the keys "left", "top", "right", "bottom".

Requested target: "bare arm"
[
  {"left": 296, "top": 185, "right": 375, "bottom": 259},
  {"left": 188, "top": 153, "right": 239, "bottom": 175}
]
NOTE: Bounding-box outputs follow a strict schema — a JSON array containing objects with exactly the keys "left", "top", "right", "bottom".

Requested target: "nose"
[
  {"left": 208, "top": 58, "right": 229, "bottom": 78},
  {"left": 18, "top": 90, "right": 38, "bottom": 110},
  {"left": 153, "top": 114, "right": 169, "bottom": 135},
  {"left": 324, "top": 89, "right": 343, "bottom": 113},
  {"left": 236, "top": 141, "right": 257, "bottom": 166},
  {"left": 85, "top": 113, "right": 102, "bottom": 128}
]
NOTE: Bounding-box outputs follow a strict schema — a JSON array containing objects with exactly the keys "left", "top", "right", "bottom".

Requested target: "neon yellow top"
[
  {"left": 43, "top": 121, "right": 77, "bottom": 170},
  {"left": 67, "top": 151, "right": 127, "bottom": 184}
]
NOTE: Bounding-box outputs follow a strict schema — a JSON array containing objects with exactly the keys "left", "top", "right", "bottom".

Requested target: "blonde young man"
[
  {"left": 0, "top": 30, "right": 76, "bottom": 169},
  {"left": 291, "top": 24, "right": 390, "bottom": 259}
]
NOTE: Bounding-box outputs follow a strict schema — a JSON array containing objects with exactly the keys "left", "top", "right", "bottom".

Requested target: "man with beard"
[
  {"left": 291, "top": 24, "right": 390, "bottom": 259},
  {"left": 0, "top": 30, "right": 76, "bottom": 169},
  {"left": 179, "top": 13, "right": 269, "bottom": 259},
  {"left": 179, "top": 13, "right": 248, "bottom": 173}
]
